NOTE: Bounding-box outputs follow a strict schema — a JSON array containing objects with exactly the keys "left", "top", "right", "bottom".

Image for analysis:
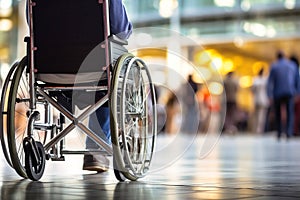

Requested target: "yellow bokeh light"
[
  {"left": 239, "top": 76, "right": 253, "bottom": 88},
  {"left": 0, "top": 47, "right": 9, "bottom": 60},
  {"left": 233, "top": 56, "right": 243, "bottom": 66},
  {"left": 208, "top": 82, "right": 224, "bottom": 95},
  {"left": 0, "top": 19, "right": 13, "bottom": 31},
  {"left": 211, "top": 57, "right": 223, "bottom": 71},
  {"left": 223, "top": 59, "right": 234, "bottom": 74},
  {"left": 252, "top": 61, "right": 267, "bottom": 75},
  {"left": 194, "top": 50, "right": 211, "bottom": 65},
  {"left": 192, "top": 73, "right": 204, "bottom": 84},
  {"left": 193, "top": 67, "right": 212, "bottom": 83}
]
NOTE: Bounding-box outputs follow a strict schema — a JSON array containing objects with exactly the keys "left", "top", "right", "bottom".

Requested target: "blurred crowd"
[{"left": 156, "top": 51, "right": 300, "bottom": 139}]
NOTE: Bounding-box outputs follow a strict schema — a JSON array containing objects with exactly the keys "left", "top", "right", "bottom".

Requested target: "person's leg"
[
  {"left": 294, "top": 98, "right": 300, "bottom": 135},
  {"left": 286, "top": 97, "right": 294, "bottom": 138},
  {"left": 274, "top": 99, "right": 282, "bottom": 139},
  {"left": 85, "top": 106, "right": 111, "bottom": 149},
  {"left": 83, "top": 106, "right": 110, "bottom": 172},
  {"left": 257, "top": 105, "right": 266, "bottom": 133},
  {"left": 224, "top": 102, "right": 234, "bottom": 132},
  {"left": 95, "top": 106, "right": 111, "bottom": 144},
  {"left": 264, "top": 106, "right": 271, "bottom": 132}
]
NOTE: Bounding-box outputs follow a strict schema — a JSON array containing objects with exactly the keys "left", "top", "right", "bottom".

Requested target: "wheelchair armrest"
[
  {"left": 108, "top": 35, "right": 128, "bottom": 46},
  {"left": 108, "top": 35, "right": 129, "bottom": 65}
]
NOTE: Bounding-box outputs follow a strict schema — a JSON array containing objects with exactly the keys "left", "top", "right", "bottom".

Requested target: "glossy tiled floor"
[{"left": 1, "top": 133, "right": 300, "bottom": 199}]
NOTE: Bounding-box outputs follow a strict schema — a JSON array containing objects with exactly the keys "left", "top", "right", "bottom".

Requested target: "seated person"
[
  {"left": 26, "top": 0, "right": 132, "bottom": 172},
  {"left": 83, "top": 0, "right": 132, "bottom": 172}
]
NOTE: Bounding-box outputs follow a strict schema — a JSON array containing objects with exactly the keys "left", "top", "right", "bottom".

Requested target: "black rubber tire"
[
  {"left": 0, "top": 61, "right": 19, "bottom": 167},
  {"left": 7, "top": 57, "right": 29, "bottom": 178},
  {"left": 25, "top": 141, "right": 46, "bottom": 181}
]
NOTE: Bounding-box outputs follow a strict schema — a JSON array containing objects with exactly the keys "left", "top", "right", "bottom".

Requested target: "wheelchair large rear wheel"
[
  {"left": 6, "top": 57, "right": 47, "bottom": 178},
  {"left": 110, "top": 54, "right": 157, "bottom": 181},
  {"left": 0, "top": 61, "right": 19, "bottom": 167}
]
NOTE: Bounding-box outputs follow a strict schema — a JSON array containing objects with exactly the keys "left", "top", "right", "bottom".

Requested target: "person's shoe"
[{"left": 83, "top": 154, "right": 109, "bottom": 173}]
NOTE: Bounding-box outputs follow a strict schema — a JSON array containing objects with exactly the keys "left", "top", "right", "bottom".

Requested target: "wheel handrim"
[{"left": 110, "top": 54, "right": 157, "bottom": 180}]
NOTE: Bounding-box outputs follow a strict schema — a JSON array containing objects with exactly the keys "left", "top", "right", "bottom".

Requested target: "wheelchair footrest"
[
  {"left": 50, "top": 156, "right": 65, "bottom": 161},
  {"left": 61, "top": 149, "right": 112, "bottom": 156}
]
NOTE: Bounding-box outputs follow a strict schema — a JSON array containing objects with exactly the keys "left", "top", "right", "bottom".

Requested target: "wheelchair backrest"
[{"left": 31, "top": 0, "right": 107, "bottom": 74}]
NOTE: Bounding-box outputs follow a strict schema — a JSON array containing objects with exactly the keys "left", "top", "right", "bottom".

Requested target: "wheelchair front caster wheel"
[{"left": 25, "top": 141, "right": 46, "bottom": 181}]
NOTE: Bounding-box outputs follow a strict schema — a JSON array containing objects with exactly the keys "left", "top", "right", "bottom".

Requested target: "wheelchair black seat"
[{"left": 32, "top": 0, "right": 106, "bottom": 83}]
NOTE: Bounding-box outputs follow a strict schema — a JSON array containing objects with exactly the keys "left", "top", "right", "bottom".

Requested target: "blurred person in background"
[
  {"left": 180, "top": 74, "right": 199, "bottom": 134},
  {"left": 165, "top": 92, "right": 180, "bottom": 134},
  {"left": 197, "top": 85, "right": 221, "bottom": 134},
  {"left": 267, "top": 51, "right": 300, "bottom": 141},
  {"left": 196, "top": 85, "right": 210, "bottom": 133},
  {"left": 290, "top": 55, "right": 300, "bottom": 136},
  {"left": 252, "top": 68, "right": 269, "bottom": 134},
  {"left": 223, "top": 71, "right": 238, "bottom": 134}
]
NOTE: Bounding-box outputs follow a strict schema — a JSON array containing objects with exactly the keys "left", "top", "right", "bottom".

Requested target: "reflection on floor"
[{"left": 1, "top": 133, "right": 300, "bottom": 199}]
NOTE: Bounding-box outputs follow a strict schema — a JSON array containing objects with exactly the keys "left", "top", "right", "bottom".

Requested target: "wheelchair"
[{"left": 0, "top": 0, "right": 157, "bottom": 181}]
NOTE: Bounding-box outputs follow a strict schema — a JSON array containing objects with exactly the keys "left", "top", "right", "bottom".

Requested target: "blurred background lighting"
[
  {"left": 285, "top": 0, "right": 296, "bottom": 9},
  {"left": 234, "top": 36, "right": 245, "bottom": 47},
  {"left": 0, "top": 0, "right": 12, "bottom": 17},
  {"left": 266, "top": 26, "right": 276, "bottom": 38},
  {"left": 243, "top": 22, "right": 274, "bottom": 37},
  {"left": 252, "top": 62, "right": 266, "bottom": 75},
  {"left": 208, "top": 82, "right": 224, "bottom": 95},
  {"left": 211, "top": 57, "right": 223, "bottom": 71},
  {"left": 194, "top": 50, "right": 211, "bottom": 65},
  {"left": 159, "top": 0, "right": 178, "bottom": 18},
  {"left": 196, "top": 67, "right": 212, "bottom": 82},
  {"left": 0, "top": 19, "right": 13, "bottom": 31},
  {"left": 0, "top": 62, "right": 10, "bottom": 81},
  {"left": 0, "top": 0, "right": 12, "bottom": 9},
  {"left": 250, "top": 23, "right": 267, "bottom": 37},
  {"left": 192, "top": 72, "right": 204, "bottom": 84},
  {"left": 239, "top": 76, "right": 253, "bottom": 88},
  {"left": 241, "top": 0, "right": 251, "bottom": 11},
  {"left": 223, "top": 59, "right": 234, "bottom": 73},
  {"left": 214, "top": 0, "right": 235, "bottom": 7}
]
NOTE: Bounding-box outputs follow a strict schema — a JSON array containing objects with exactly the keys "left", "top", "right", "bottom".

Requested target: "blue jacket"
[
  {"left": 267, "top": 58, "right": 300, "bottom": 99},
  {"left": 110, "top": 0, "right": 132, "bottom": 40}
]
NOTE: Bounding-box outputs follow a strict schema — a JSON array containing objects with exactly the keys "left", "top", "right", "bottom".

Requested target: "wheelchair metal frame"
[{"left": 26, "top": 0, "right": 113, "bottom": 157}]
